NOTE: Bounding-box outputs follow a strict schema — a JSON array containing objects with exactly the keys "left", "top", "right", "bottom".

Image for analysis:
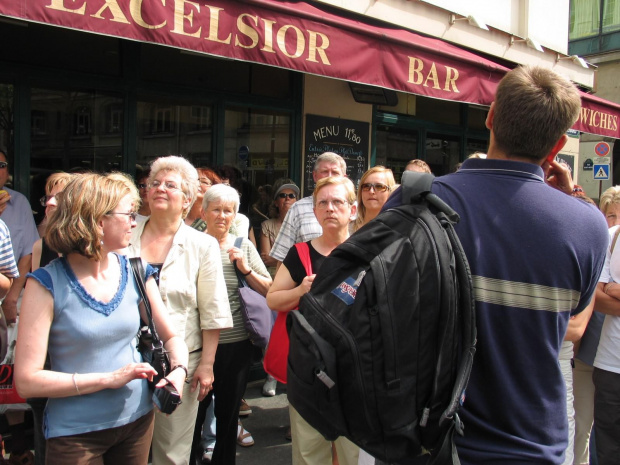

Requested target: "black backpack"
[{"left": 287, "top": 172, "right": 476, "bottom": 464}]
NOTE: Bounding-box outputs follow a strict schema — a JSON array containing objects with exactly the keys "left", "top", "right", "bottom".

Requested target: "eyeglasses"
[
  {"left": 107, "top": 211, "right": 138, "bottom": 221},
  {"left": 137, "top": 183, "right": 147, "bottom": 189},
  {"left": 149, "top": 180, "right": 182, "bottom": 192},
  {"left": 361, "top": 183, "right": 389, "bottom": 193},
  {"left": 0, "top": 162, "right": 7, "bottom": 169},
  {"left": 316, "top": 199, "right": 348, "bottom": 209},
  {"left": 277, "top": 193, "right": 297, "bottom": 199},
  {"left": 39, "top": 195, "right": 56, "bottom": 206}
]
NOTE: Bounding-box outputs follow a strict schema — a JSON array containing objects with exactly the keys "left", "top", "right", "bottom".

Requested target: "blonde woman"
[
  {"left": 353, "top": 166, "right": 395, "bottom": 232},
  {"left": 15, "top": 173, "right": 188, "bottom": 465}
]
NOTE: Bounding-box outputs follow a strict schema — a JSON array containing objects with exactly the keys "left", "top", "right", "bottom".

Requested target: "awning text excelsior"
[{"left": 1, "top": 0, "right": 619, "bottom": 138}]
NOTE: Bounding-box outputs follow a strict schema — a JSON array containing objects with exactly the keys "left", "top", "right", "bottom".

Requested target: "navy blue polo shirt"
[{"left": 389, "top": 158, "right": 608, "bottom": 464}]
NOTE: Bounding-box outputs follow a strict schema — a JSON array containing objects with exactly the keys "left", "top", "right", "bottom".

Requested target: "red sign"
[
  {"left": 595, "top": 142, "right": 611, "bottom": 156},
  {"left": 1, "top": 0, "right": 619, "bottom": 138}
]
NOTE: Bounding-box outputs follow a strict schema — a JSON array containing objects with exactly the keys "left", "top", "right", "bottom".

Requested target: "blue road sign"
[{"left": 594, "top": 164, "right": 610, "bottom": 180}]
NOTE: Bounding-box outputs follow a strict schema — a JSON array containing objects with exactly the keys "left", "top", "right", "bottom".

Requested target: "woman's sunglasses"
[
  {"left": 277, "top": 193, "right": 297, "bottom": 199},
  {"left": 361, "top": 183, "right": 389, "bottom": 193}
]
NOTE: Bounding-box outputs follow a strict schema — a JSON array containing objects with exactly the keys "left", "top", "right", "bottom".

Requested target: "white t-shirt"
[{"left": 594, "top": 225, "right": 620, "bottom": 374}]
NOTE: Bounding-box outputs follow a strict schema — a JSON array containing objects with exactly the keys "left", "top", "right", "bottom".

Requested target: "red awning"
[{"left": 1, "top": 0, "right": 619, "bottom": 138}]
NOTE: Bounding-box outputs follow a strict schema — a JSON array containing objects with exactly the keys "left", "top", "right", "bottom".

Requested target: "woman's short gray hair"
[
  {"left": 148, "top": 156, "right": 199, "bottom": 218},
  {"left": 202, "top": 184, "right": 240, "bottom": 213}
]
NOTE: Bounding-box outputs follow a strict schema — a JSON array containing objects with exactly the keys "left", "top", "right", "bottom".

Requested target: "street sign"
[
  {"left": 595, "top": 142, "right": 611, "bottom": 157},
  {"left": 594, "top": 164, "right": 610, "bottom": 180}
]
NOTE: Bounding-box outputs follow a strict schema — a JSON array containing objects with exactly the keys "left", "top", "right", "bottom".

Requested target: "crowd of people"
[{"left": 0, "top": 64, "right": 616, "bottom": 465}]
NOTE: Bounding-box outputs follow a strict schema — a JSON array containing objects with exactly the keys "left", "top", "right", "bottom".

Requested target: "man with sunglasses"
[
  {"left": 269, "top": 152, "right": 346, "bottom": 268},
  {"left": 0, "top": 150, "right": 39, "bottom": 327}
]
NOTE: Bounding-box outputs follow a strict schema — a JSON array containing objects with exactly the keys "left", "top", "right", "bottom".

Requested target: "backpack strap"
[
  {"left": 611, "top": 227, "right": 620, "bottom": 254},
  {"left": 401, "top": 171, "right": 460, "bottom": 223},
  {"left": 294, "top": 242, "right": 313, "bottom": 276}
]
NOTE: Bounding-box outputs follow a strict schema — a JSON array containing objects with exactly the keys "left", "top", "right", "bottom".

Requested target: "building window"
[
  {"left": 154, "top": 106, "right": 172, "bottom": 134},
  {"left": 191, "top": 106, "right": 211, "bottom": 131},
  {"left": 107, "top": 104, "right": 122, "bottom": 134},
  {"left": 74, "top": 106, "right": 91, "bottom": 135},
  {"left": 570, "top": 0, "right": 620, "bottom": 39}
]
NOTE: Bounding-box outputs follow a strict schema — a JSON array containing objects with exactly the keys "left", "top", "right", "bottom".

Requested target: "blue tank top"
[{"left": 28, "top": 254, "right": 154, "bottom": 439}]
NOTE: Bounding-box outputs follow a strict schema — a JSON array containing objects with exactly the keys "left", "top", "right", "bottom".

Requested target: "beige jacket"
[{"left": 127, "top": 219, "right": 232, "bottom": 353}]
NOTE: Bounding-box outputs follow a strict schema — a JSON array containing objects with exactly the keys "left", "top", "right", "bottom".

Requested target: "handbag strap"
[
  {"left": 129, "top": 257, "right": 163, "bottom": 347},
  {"left": 294, "top": 242, "right": 313, "bottom": 276},
  {"left": 232, "top": 237, "right": 250, "bottom": 289}
]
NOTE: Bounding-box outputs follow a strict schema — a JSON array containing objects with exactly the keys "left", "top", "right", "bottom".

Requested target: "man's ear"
[
  {"left": 350, "top": 203, "right": 357, "bottom": 221},
  {"left": 485, "top": 102, "right": 495, "bottom": 130},
  {"left": 547, "top": 135, "right": 568, "bottom": 160}
]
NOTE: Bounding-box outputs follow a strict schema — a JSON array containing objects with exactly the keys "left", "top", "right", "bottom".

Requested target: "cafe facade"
[{"left": 1, "top": 0, "right": 620, "bottom": 216}]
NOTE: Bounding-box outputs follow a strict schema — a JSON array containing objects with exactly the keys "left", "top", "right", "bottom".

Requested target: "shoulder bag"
[
  {"left": 129, "top": 257, "right": 171, "bottom": 390},
  {"left": 233, "top": 237, "right": 272, "bottom": 349},
  {"left": 263, "top": 242, "right": 312, "bottom": 384}
]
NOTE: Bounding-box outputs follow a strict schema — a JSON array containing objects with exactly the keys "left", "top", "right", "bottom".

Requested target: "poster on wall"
[{"left": 303, "top": 114, "right": 369, "bottom": 197}]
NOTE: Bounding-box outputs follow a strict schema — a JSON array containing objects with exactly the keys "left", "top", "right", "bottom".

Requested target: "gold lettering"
[
  {"left": 277, "top": 25, "right": 304, "bottom": 59},
  {"left": 600, "top": 112, "right": 609, "bottom": 130},
  {"left": 613, "top": 115, "right": 618, "bottom": 132},
  {"left": 205, "top": 5, "right": 231, "bottom": 44},
  {"left": 307, "top": 30, "right": 330, "bottom": 65},
  {"left": 444, "top": 66, "right": 459, "bottom": 92},
  {"left": 408, "top": 57, "right": 424, "bottom": 85},
  {"left": 91, "top": 0, "right": 130, "bottom": 24},
  {"left": 46, "top": 0, "right": 86, "bottom": 14},
  {"left": 235, "top": 14, "right": 258, "bottom": 48},
  {"left": 423, "top": 63, "right": 440, "bottom": 89},
  {"left": 130, "top": 0, "right": 166, "bottom": 29},
  {"left": 172, "top": 0, "right": 201, "bottom": 38},
  {"left": 579, "top": 107, "right": 590, "bottom": 124},
  {"left": 260, "top": 19, "right": 276, "bottom": 53},
  {"left": 590, "top": 110, "right": 600, "bottom": 127}
]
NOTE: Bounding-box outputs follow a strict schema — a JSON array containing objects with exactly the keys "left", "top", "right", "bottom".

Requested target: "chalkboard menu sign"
[{"left": 303, "top": 114, "right": 369, "bottom": 197}]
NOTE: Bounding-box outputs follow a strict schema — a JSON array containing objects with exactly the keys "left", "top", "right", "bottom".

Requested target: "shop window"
[
  {"left": 30, "top": 88, "right": 124, "bottom": 176},
  {"left": 224, "top": 107, "right": 291, "bottom": 190},
  {"left": 137, "top": 100, "right": 214, "bottom": 169},
  {"left": 375, "top": 125, "right": 419, "bottom": 182}
]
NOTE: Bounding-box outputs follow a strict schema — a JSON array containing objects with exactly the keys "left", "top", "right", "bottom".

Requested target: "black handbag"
[{"left": 129, "top": 257, "right": 171, "bottom": 390}]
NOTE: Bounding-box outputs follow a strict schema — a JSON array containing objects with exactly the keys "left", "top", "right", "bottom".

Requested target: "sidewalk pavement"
[{"left": 234, "top": 380, "right": 292, "bottom": 465}]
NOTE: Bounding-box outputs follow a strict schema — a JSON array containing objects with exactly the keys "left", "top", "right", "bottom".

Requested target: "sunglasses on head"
[
  {"left": 361, "top": 182, "right": 389, "bottom": 193},
  {"left": 277, "top": 193, "right": 297, "bottom": 199}
]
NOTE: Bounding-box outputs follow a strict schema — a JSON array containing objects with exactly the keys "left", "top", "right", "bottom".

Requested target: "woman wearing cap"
[
  {"left": 353, "top": 166, "right": 395, "bottom": 232},
  {"left": 259, "top": 178, "right": 299, "bottom": 277}
]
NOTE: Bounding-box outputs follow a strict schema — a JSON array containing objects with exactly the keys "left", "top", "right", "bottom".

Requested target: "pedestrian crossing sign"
[{"left": 594, "top": 164, "right": 610, "bottom": 180}]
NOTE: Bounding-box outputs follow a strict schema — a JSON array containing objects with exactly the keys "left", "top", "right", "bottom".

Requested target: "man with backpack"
[{"left": 381, "top": 65, "right": 608, "bottom": 464}]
